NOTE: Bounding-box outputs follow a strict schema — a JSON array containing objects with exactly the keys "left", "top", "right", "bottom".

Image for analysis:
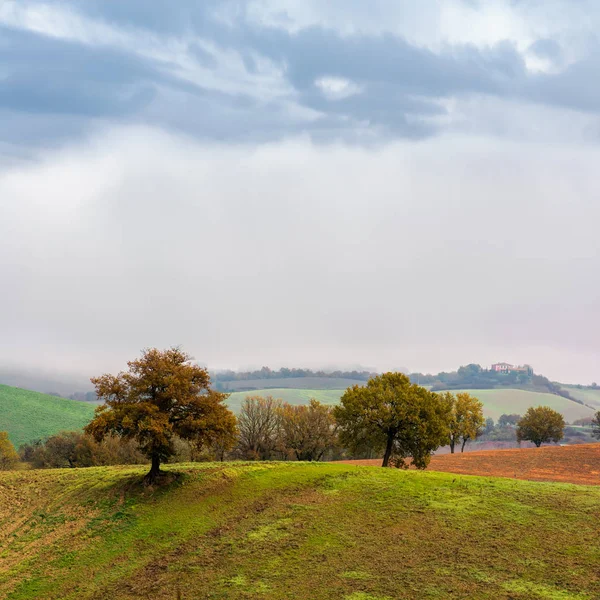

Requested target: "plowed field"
[{"left": 338, "top": 443, "right": 600, "bottom": 485}]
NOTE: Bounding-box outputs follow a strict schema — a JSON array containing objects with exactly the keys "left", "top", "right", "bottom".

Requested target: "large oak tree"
[
  {"left": 85, "top": 348, "right": 237, "bottom": 483},
  {"left": 334, "top": 373, "right": 451, "bottom": 468}
]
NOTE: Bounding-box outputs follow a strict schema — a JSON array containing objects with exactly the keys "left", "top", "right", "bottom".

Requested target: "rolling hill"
[
  {"left": 0, "top": 384, "right": 95, "bottom": 447},
  {"left": 561, "top": 385, "right": 600, "bottom": 409},
  {"left": 219, "top": 376, "right": 366, "bottom": 391},
  {"left": 225, "top": 388, "right": 345, "bottom": 412},
  {"left": 1, "top": 379, "right": 594, "bottom": 451},
  {"left": 226, "top": 386, "right": 595, "bottom": 422},
  {"left": 446, "top": 388, "right": 595, "bottom": 422},
  {"left": 1, "top": 461, "right": 598, "bottom": 599}
]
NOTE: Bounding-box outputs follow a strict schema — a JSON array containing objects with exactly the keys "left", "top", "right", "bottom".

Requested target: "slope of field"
[
  {"left": 341, "top": 444, "right": 600, "bottom": 486},
  {"left": 226, "top": 388, "right": 344, "bottom": 412},
  {"left": 227, "top": 386, "right": 594, "bottom": 423},
  {"left": 0, "top": 384, "right": 95, "bottom": 447},
  {"left": 445, "top": 388, "right": 594, "bottom": 422},
  {"left": 220, "top": 377, "right": 365, "bottom": 391},
  {"left": 430, "top": 443, "right": 600, "bottom": 485},
  {"left": 562, "top": 386, "right": 600, "bottom": 409},
  {"left": 1, "top": 462, "right": 599, "bottom": 599}
]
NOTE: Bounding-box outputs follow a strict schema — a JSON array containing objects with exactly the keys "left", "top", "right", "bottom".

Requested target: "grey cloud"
[
  {"left": 528, "top": 38, "right": 563, "bottom": 62},
  {"left": 0, "top": 27, "right": 160, "bottom": 121},
  {"left": 75, "top": 0, "right": 227, "bottom": 35},
  {"left": 3, "top": 1, "right": 600, "bottom": 147},
  {"left": 524, "top": 49, "right": 600, "bottom": 113}
]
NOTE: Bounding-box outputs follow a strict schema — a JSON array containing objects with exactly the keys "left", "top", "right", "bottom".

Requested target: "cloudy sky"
[{"left": 1, "top": 0, "right": 599, "bottom": 385}]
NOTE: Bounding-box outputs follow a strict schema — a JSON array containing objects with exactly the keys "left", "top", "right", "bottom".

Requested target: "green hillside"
[
  {"left": 3, "top": 382, "right": 593, "bottom": 450},
  {"left": 562, "top": 386, "right": 600, "bottom": 409},
  {"left": 447, "top": 388, "right": 595, "bottom": 422},
  {"left": 220, "top": 377, "right": 366, "bottom": 391},
  {"left": 1, "top": 462, "right": 598, "bottom": 599},
  {"left": 226, "top": 388, "right": 345, "bottom": 412},
  {"left": 226, "top": 386, "right": 595, "bottom": 422},
  {"left": 0, "top": 384, "right": 95, "bottom": 447}
]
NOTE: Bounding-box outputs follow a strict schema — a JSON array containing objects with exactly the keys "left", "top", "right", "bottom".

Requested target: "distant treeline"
[
  {"left": 69, "top": 391, "right": 98, "bottom": 402},
  {"left": 212, "top": 367, "right": 377, "bottom": 383},
  {"left": 408, "top": 364, "right": 581, "bottom": 404},
  {"left": 61, "top": 364, "right": 590, "bottom": 405}
]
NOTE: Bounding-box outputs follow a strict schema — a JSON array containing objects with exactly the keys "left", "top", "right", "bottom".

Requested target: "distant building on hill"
[{"left": 491, "top": 362, "right": 533, "bottom": 375}]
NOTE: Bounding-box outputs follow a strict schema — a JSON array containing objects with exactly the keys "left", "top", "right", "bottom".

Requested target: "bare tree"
[
  {"left": 237, "top": 396, "right": 282, "bottom": 460},
  {"left": 279, "top": 400, "right": 338, "bottom": 461}
]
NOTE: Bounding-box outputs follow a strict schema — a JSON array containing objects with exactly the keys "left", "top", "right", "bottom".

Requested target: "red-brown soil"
[{"left": 337, "top": 443, "right": 600, "bottom": 486}]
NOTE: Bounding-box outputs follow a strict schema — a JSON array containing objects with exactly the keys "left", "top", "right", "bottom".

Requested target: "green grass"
[
  {"left": 226, "top": 387, "right": 595, "bottom": 423},
  {"left": 3, "top": 381, "right": 594, "bottom": 452},
  {"left": 0, "top": 384, "right": 95, "bottom": 447},
  {"left": 0, "top": 462, "right": 599, "bottom": 599},
  {"left": 438, "top": 388, "right": 595, "bottom": 422},
  {"left": 226, "top": 388, "right": 346, "bottom": 412},
  {"left": 221, "top": 377, "right": 366, "bottom": 391},
  {"left": 561, "top": 386, "right": 600, "bottom": 410}
]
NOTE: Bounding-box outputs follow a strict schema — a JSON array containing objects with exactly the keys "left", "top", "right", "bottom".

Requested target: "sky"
[{"left": 1, "top": 0, "right": 599, "bottom": 386}]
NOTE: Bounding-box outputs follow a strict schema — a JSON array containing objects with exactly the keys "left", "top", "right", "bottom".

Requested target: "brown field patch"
[{"left": 337, "top": 443, "right": 600, "bottom": 485}]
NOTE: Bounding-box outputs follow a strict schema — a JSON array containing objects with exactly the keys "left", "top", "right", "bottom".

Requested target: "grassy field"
[
  {"left": 0, "top": 384, "right": 95, "bottom": 447},
  {"left": 226, "top": 387, "right": 595, "bottom": 423},
  {"left": 562, "top": 386, "right": 600, "bottom": 409},
  {"left": 445, "top": 388, "right": 595, "bottom": 422},
  {"left": 1, "top": 381, "right": 594, "bottom": 451},
  {"left": 225, "top": 388, "right": 346, "bottom": 412},
  {"left": 220, "top": 377, "right": 366, "bottom": 391},
  {"left": 1, "top": 462, "right": 599, "bottom": 599}
]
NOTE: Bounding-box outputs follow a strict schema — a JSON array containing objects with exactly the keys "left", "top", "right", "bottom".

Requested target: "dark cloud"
[
  {"left": 2, "top": 1, "right": 600, "bottom": 147},
  {"left": 529, "top": 38, "right": 563, "bottom": 62},
  {"left": 0, "top": 27, "right": 160, "bottom": 118},
  {"left": 75, "top": 0, "right": 227, "bottom": 35},
  {"left": 524, "top": 49, "right": 600, "bottom": 113},
  {"left": 246, "top": 27, "right": 523, "bottom": 94}
]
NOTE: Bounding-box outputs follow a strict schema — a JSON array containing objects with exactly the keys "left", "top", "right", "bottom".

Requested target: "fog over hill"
[{"left": 1, "top": 1, "right": 600, "bottom": 384}]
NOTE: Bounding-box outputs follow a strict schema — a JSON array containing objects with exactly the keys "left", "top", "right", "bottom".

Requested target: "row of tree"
[
  {"left": 2, "top": 349, "right": 597, "bottom": 480},
  {"left": 408, "top": 363, "right": 580, "bottom": 404},
  {"left": 212, "top": 366, "right": 376, "bottom": 383}
]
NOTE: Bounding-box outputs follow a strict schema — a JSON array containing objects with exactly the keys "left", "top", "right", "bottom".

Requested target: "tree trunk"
[
  {"left": 450, "top": 439, "right": 455, "bottom": 454},
  {"left": 145, "top": 454, "right": 162, "bottom": 484},
  {"left": 382, "top": 433, "right": 395, "bottom": 467},
  {"left": 461, "top": 438, "right": 468, "bottom": 453},
  {"left": 535, "top": 441, "right": 542, "bottom": 448}
]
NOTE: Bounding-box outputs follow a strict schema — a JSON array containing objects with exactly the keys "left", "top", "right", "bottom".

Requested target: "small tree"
[
  {"left": 237, "top": 396, "right": 282, "bottom": 460},
  {"left": 516, "top": 406, "right": 565, "bottom": 448},
  {"left": 498, "top": 414, "right": 521, "bottom": 428},
  {"left": 334, "top": 373, "right": 451, "bottom": 468},
  {"left": 20, "top": 432, "right": 146, "bottom": 469},
  {"left": 457, "top": 393, "right": 485, "bottom": 452},
  {"left": 592, "top": 411, "right": 600, "bottom": 440},
  {"left": 444, "top": 392, "right": 485, "bottom": 453},
  {"left": 484, "top": 417, "right": 495, "bottom": 435},
  {"left": 0, "top": 432, "right": 18, "bottom": 470},
  {"left": 279, "top": 399, "right": 337, "bottom": 461},
  {"left": 85, "top": 348, "right": 237, "bottom": 483}
]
